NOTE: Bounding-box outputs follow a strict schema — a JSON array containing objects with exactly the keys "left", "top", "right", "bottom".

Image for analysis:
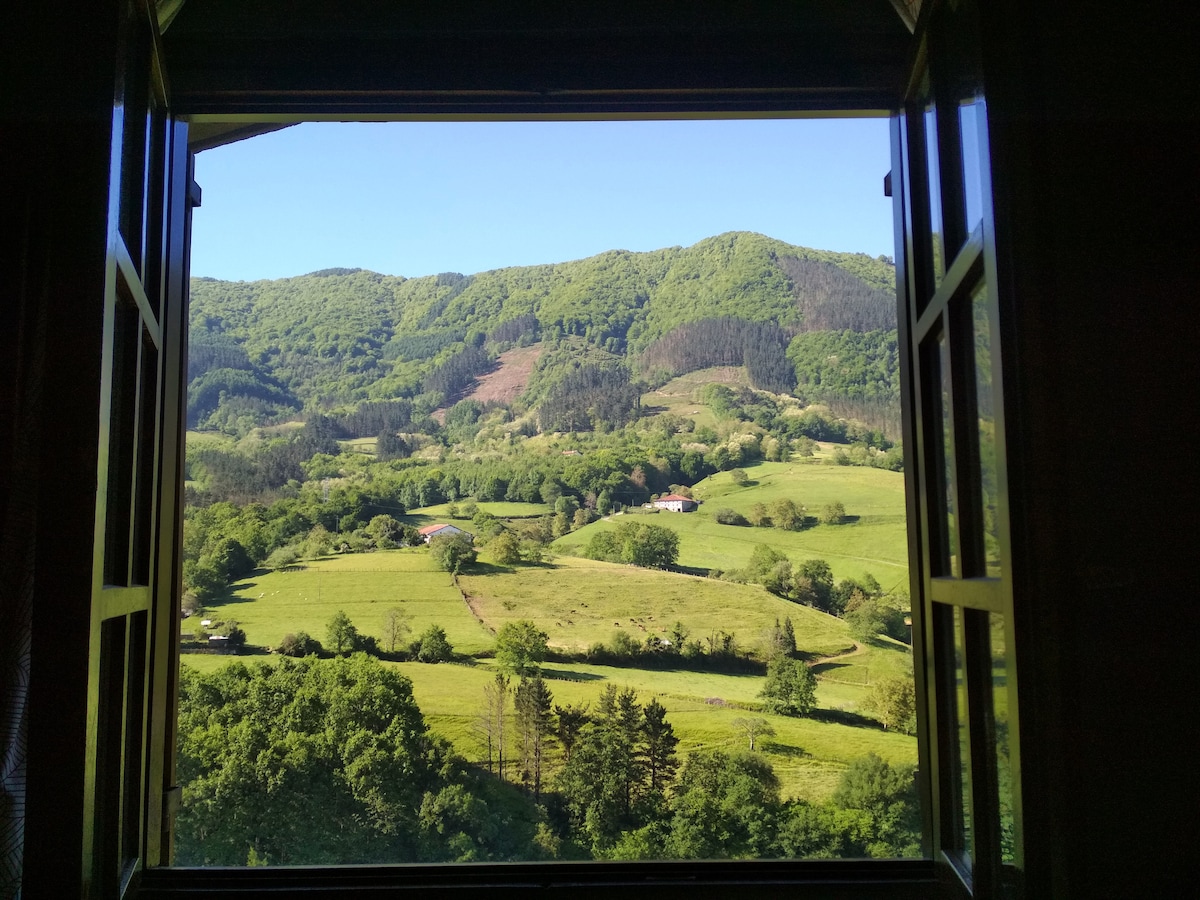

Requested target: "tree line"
[
  {"left": 175, "top": 654, "right": 920, "bottom": 865},
  {"left": 639, "top": 316, "right": 797, "bottom": 394}
]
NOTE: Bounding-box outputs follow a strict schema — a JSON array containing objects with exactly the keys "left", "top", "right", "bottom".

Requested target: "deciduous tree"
[
  {"left": 732, "top": 717, "right": 776, "bottom": 751},
  {"left": 326, "top": 610, "right": 359, "bottom": 656},
  {"left": 865, "top": 675, "right": 917, "bottom": 734},
  {"left": 382, "top": 606, "right": 410, "bottom": 654},
  {"left": 495, "top": 620, "right": 550, "bottom": 675},
  {"left": 760, "top": 656, "right": 817, "bottom": 717}
]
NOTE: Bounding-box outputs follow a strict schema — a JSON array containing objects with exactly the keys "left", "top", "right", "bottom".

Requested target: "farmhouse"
[
  {"left": 652, "top": 494, "right": 698, "bottom": 512},
  {"left": 417, "top": 523, "right": 473, "bottom": 543}
]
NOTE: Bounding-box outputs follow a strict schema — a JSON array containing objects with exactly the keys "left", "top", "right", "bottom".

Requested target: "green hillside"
[
  {"left": 186, "top": 547, "right": 915, "bottom": 803},
  {"left": 187, "top": 233, "right": 898, "bottom": 430},
  {"left": 553, "top": 461, "right": 908, "bottom": 587}
]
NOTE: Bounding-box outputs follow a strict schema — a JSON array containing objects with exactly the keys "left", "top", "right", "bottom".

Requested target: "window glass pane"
[
  {"left": 971, "top": 282, "right": 1000, "bottom": 576},
  {"left": 989, "top": 612, "right": 1014, "bottom": 865},
  {"left": 924, "top": 103, "right": 946, "bottom": 288},
  {"left": 952, "top": 606, "right": 972, "bottom": 864},
  {"left": 939, "top": 334, "right": 960, "bottom": 576},
  {"left": 958, "top": 99, "right": 985, "bottom": 236}
]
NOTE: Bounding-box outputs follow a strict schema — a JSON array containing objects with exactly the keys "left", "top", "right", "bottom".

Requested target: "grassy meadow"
[
  {"left": 187, "top": 537, "right": 915, "bottom": 802},
  {"left": 185, "top": 442, "right": 916, "bottom": 804},
  {"left": 392, "top": 658, "right": 916, "bottom": 802},
  {"left": 552, "top": 459, "right": 909, "bottom": 589},
  {"left": 200, "top": 550, "right": 495, "bottom": 654},
  {"left": 410, "top": 500, "right": 551, "bottom": 520},
  {"left": 457, "top": 556, "right": 853, "bottom": 657},
  {"left": 640, "top": 367, "right": 750, "bottom": 431}
]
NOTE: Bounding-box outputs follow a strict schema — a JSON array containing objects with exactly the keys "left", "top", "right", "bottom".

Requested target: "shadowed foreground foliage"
[
  {"left": 177, "top": 657, "right": 920, "bottom": 865},
  {"left": 175, "top": 655, "right": 533, "bottom": 865}
]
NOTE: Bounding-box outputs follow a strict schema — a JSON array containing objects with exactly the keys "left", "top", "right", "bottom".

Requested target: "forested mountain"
[{"left": 188, "top": 233, "right": 897, "bottom": 431}]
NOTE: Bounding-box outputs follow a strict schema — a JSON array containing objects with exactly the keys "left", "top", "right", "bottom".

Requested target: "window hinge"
[{"left": 188, "top": 177, "right": 203, "bottom": 209}]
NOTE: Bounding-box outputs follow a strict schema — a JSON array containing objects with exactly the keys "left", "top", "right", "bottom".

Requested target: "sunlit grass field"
[
  {"left": 186, "top": 450, "right": 917, "bottom": 805},
  {"left": 552, "top": 461, "right": 908, "bottom": 588},
  {"left": 639, "top": 367, "right": 750, "bottom": 431},
  {"left": 187, "top": 545, "right": 916, "bottom": 802},
  {"left": 182, "top": 651, "right": 916, "bottom": 802},
  {"left": 410, "top": 500, "right": 551, "bottom": 519},
  {"left": 203, "top": 550, "right": 495, "bottom": 654},
  {"left": 391, "top": 658, "right": 916, "bottom": 802},
  {"left": 458, "top": 556, "right": 853, "bottom": 657}
]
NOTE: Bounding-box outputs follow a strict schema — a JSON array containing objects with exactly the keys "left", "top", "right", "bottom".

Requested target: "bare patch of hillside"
[{"left": 464, "top": 345, "right": 543, "bottom": 406}]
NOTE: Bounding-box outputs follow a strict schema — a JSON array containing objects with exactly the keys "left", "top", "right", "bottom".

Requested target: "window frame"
[{"left": 126, "top": 5, "right": 1018, "bottom": 899}]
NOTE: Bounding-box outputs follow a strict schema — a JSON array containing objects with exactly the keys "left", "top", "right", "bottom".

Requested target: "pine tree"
[
  {"left": 514, "top": 675, "right": 555, "bottom": 798},
  {"left": 479, "top": 673, "right": 510, "bottom": 779},
  {"left": 641, "top": 698, "right": 679, "bottom": 794}
]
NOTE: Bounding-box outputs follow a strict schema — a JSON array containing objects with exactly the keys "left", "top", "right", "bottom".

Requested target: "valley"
[{"left": 177, "top": 233, "right": 920, "bottom": 864}]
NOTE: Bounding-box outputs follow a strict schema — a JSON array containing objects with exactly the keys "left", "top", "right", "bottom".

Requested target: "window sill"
[{"left": 137, "top": 859, "right": 946, "bottom": 899}]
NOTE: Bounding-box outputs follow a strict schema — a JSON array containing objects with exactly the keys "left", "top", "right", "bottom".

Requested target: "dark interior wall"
[
  {"left": 2, "top": 2, "right": 1197, "bottom": 897},
  {"left": 1, "top": 3, "right": 120, "bottom": 897},
  {"left": 984, "top": 3, "right": 1198, "bottom": 896}
]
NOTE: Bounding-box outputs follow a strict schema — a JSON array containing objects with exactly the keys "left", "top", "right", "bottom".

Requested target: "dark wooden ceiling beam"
[{"left": 163, "top": 2, "right": 908, "bottom": 116}]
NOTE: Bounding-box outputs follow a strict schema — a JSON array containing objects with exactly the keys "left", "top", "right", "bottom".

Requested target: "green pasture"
[
  {"left": 180, "top": 650, "right": 916, "bottom": 802},
  {"left": 409, "top": 501, "right": 551, "bottom": 520},
  {"left": 189, "top": 539, "right": 918, "bottom": 802},
  {"left": 552, "top": 460, "right": 908, "bottom": 588},
  {"left": 341, "top": 436, "right": 378, "bottom": 454},
  {"left": 457, "top": 556, "right": 853, "bottom": 657},
  {"left": 694, "top": 460, "right": 907, "bottom": 519},
  {"left": 391, "top": 658, "right": 916, "bottom": 802},
  {"left": 185, "top": 430, "right": 236, "bottom": 449},
  {"left": 639, "top": 367, "right": 750, "bottom": 431},
  {"left": 205, "top": 550, "right": 495, "bottom": 654}
]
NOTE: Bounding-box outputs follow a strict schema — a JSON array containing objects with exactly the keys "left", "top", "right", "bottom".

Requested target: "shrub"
[
  {"left": 180, "top": 590, "right": 202, "bottom": 618},
  {"left": 819, "top": 501, "right": 847, "bottom": 525},
  {"left": 609, "top": 630, "right": 642, "bottom": 657},
  {"left": 714, "top": 508, "right": 750, "bottom": 526},
  {"left": 277, "top": 631, "right": 323, "bottom": 657},
  {"left": 218, "top": 620, "right": 247, "bottom": 650},
  {"left": 413, "top": 625, "right": 454, "bottom": 663}
]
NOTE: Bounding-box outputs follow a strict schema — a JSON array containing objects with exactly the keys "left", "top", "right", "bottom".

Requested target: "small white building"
[
  {"left": 651, "top": 494, "right": 698, "bottom": 512},
  {"left": 417, "top": 523, "right": 473, "bottom": 543}
]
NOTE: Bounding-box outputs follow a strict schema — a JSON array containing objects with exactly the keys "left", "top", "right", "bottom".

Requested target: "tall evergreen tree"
[
  {"left": 641, "top": 698, "right": 679, "bottom": 796},
  {"left": 514, "top": 675, "right": 555, "bottom": 799}
]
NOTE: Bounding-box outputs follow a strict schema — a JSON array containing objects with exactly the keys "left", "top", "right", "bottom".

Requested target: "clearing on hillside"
[
  {"left": 464, "top": 344, "right": 543, "bottom": 406},
  {"left": 458, "top": 556, "right": 855, "bottom": 656},
  {"left": 204, "top": 550, "right": 494, "bottom": 654},
  {"left": 553, "top": 460, "right": 908, "bottom": 587}
]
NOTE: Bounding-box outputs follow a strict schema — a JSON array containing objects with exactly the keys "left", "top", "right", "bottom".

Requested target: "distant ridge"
[{"left": 187, "top": 233, "right": 897, "bottom": 430}]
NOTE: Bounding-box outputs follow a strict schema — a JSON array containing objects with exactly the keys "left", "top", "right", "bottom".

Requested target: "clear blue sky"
[{"left": 191, "top": 119, "right": 894, "bottom": 282}]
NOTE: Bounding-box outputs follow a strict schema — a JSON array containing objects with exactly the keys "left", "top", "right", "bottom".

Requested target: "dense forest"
[{"left": 188, "top": 232, "right": 898, "bottom": 435}]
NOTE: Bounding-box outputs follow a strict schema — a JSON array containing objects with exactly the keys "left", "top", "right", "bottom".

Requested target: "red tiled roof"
[
  {"left": 418, "top": 523, "right": 452, "bottom": 535},
  {"left": 656, "top": 494, "right": 692, "bottom": 503}
]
